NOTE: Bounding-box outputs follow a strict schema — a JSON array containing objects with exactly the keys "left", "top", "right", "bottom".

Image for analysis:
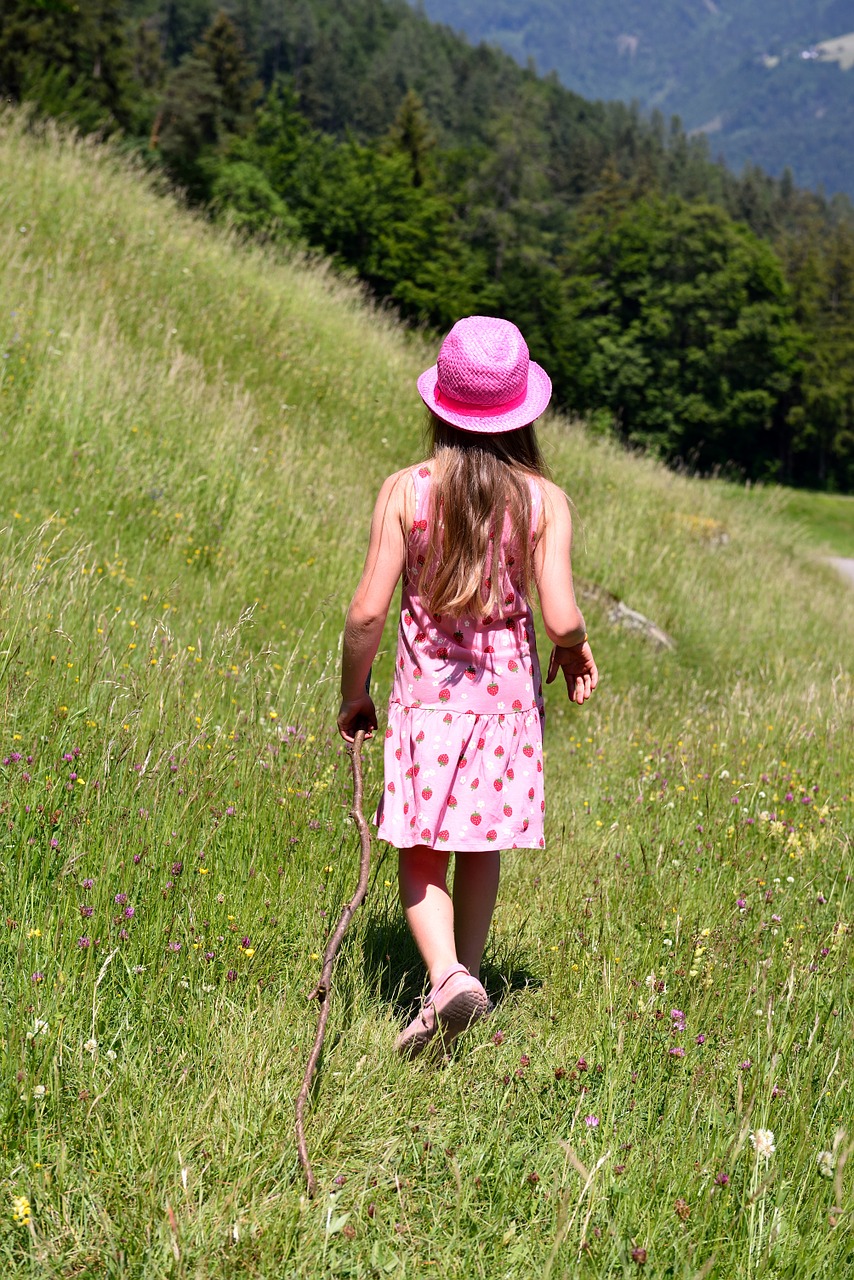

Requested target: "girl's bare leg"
[
  {"left": 398, "top": 845, "right": 458, "bottom": 987},
  {"left": 452, "top": 851, "right": 500, "bottom": 981}
]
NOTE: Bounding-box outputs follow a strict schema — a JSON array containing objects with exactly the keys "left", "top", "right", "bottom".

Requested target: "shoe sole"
[
  {"left": 437, "top": 987, "right": 489, "bottom": 1043},
  {"left": 395, "top": 986, "right": 489, "bottom": 1060}
]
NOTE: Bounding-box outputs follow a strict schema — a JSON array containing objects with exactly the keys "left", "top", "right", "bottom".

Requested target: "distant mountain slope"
[{"left": 414, "top": 0, "right": 854, "bottom": 197}]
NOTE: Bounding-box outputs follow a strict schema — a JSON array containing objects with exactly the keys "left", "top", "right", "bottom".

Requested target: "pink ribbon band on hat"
[{"left": 433, "top": 382, "right": 530, "bottom": 418}]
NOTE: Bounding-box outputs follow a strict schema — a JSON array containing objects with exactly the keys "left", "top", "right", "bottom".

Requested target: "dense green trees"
[
  {"left": 558, "top": 196, "right": 802, "bottom": 480},
  {"left": 2, "top": 0, "right": 854, "bottom": 489}
]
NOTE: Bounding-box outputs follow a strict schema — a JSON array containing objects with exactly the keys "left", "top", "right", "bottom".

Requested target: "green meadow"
[{"left": 0, "top": 113, "right": 851, "bottom": 1278}]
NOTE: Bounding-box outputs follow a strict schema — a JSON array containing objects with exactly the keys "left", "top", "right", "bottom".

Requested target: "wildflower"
[
  {"left": 750, "top": 1129, "right": 775, "bottom": 1160},
  {"left": 816, "top": 1151, "right": 835, "bottom": 1177},
  {"left": 77, "top": 936, "right": 90, "bottom": 949},
  {"left": 226, "top": 969, "right": 237, "bottom": 982},
  {"left": 12, "top": 1195, "right": 31, "bottom": 1224},
  {"left": 739, "top": 1059, "right": 752, "bottom": 1071},
  {"left": 31, "top": 971, "right": 44, "bottom": 984},
  {"left": 33, "top": 1084, "right": 46, "bottom": 1098},
  {"left": 106, "top": 1049, "right": 117, "bottom": 1061},
  {"left": 83, "top": 1038, "right": 97, "bottom": 1055},
  {"left": 714, "top": 1172, "right": 729, "bottom": 1186},
  {"left": 674, "top": 1197, "right": 690, "bottom": 1221},
  {"left": 80, "top": 905, "right": 94, "bottom": 918},
  {"left": 577, "top": 1056, "right": 588, "bottom": 1071},
  {"left": 82, "top": 878, "right": 94, "bottom": 889},
  {"left": 114, "top": 893, "right": 127, "bottom": 905},
  {"left": 631, "top": 1247, "right": 647, "bottom": 1265},
  {"left": 492, "top": 1030, "right": 505, "bottom": 1045},
  {"left": 172, "top": 862, "right": 183, "bottom": 876},
  {"left": 124, "top": 906, "right": 135, "bottom": 918},
  {"left": 736, "top": 897, "right": 747, "bottom": 910},
  {"left": 695, "top": 1033, "right": 706, "bottom": 1044},
  {"left": 27, "top": 927, "right": 41, "bottom": 939},
  {"left": 669, "top": 1047, "right": 685, "bottom": 1058},
  {"left": 584, "top": 1115, "right": 599, "bottom": 1127},
  {"left": 168, "top": 941, "right": 181, "bottom": 952},
  {"left": 27, "top": 1019, "right": 49, "bottom": 1040}
]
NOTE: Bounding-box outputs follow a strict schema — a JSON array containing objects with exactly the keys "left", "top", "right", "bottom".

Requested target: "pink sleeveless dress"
[{"left": 375, "top": 463, "right": 546, "bottom": 852}]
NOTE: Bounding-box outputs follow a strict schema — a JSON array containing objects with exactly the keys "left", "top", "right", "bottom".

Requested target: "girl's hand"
[
  {"left": 546, "top": 641, "right": 599, "bottom": 705},
  {"left": 337, "top": 694, "right": 378, "bottom": 743}
]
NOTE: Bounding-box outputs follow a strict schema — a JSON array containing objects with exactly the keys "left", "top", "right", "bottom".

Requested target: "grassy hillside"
[{"left": 0, "top": 112, "right": 851, "bottom": 1277}]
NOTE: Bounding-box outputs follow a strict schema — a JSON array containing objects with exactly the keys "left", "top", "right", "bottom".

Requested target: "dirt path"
[{"left": 828, "top": 557, "right": 854, "bottom": 588}]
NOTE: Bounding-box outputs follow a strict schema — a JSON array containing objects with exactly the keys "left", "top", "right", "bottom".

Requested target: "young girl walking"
[{"left": 337, "top": 316, "right": 598, "bottom": 1058}]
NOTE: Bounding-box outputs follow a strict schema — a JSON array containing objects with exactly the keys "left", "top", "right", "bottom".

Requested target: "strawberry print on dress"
[{"left": 375, "top": 465, "right": 546, "bottom": 852}]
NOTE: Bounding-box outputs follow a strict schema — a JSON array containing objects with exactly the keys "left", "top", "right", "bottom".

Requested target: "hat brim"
[{"left": 416, "top": 361, "right": 552, "bottom": 434}]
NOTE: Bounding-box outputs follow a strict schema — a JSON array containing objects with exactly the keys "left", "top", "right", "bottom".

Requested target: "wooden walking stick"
[{"left": 296, "top": 727, "right": 373, "bottom": 1197}]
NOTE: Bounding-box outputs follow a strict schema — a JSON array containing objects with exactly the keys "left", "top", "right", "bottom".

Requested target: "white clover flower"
[
  {"left": 719, "top": 769, "right": 730, "bottom": 779},
  {"left": 817, "top": 1150, "right": 835, "bottom": 1178},
  {"left": 106, "top": 1049, "right": 117, "bottom": 1061},
  {"left": 83, "top": 1038, "right": 98, "bottom": 1055},
  {"left": 33, "top": 1084, "right": 46, "bottom": 1098},
  {"left": 750, "top": 1128, "right": 776, "bottom": 1160},
  {"left": 27, "top": 1019, "right": 49, "bottom": 1040}
]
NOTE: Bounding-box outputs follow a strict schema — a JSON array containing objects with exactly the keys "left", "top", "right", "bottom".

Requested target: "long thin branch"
[{"left": 295, "top": 729, "right": 372, "bottom": 1197}]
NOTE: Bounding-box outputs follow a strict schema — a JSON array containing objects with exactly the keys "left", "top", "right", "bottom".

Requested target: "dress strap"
[
  {"left": 528, "top": 476, "right": 544, "bottom": 542},
  {"left": 411, "top": 464, "right": 433, "bottom": 525}
]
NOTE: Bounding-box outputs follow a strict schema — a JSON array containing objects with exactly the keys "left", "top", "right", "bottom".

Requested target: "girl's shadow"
[{"left": 361, "top": 899, "right": 542, "bottom": 1023}]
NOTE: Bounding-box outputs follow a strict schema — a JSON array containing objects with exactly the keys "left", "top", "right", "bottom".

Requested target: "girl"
[{"left": 337, "top": 316, "right": 598, "bottom": 1058}]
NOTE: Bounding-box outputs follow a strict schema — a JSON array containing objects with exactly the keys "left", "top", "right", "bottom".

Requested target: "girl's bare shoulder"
[{"left": 533, "top": 476, "right": 572, "bottom": 521}]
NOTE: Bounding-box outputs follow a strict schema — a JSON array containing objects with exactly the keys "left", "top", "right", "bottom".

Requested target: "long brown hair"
[{"left": 418, "top": 413, "right": 548, "bottom": 620}]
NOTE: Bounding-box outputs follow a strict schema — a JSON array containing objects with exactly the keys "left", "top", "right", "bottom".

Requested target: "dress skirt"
[{"left": 375, "top": 701, "right": 545, "bottom": 852}]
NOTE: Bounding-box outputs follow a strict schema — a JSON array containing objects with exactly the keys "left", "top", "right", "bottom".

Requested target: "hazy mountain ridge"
[{"left": 414, "top": 0, "right": 854, "bottom": 196}]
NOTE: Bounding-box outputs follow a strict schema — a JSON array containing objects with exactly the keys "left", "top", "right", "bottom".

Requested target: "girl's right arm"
[
  {"left": 338, "top": 471, "right": 409, "bottom": 741},
  {"left": 534, "top": 481, "right": 599, "bottom": 705}
]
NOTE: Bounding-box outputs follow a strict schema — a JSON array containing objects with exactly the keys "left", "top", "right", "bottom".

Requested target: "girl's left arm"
[{"left": 338, "top": 472, "right": 408, "bottom": 741}]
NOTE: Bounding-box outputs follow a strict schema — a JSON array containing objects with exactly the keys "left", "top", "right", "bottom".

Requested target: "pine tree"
[{"left": 195, "top": 11, "right": 260, "bottom": 135}]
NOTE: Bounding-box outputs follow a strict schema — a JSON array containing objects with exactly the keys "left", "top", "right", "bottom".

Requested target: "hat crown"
[{"left": 436, "top": 317, "right": 529, "bottom": 408}]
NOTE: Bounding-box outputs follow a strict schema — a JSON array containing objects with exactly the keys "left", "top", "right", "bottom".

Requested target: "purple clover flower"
[
  {"left": 584, "top": 1115, "right": 599, "bottom": 1127},
  {"left": 78, "top": 936, "right": 90, "bottom": 949}
]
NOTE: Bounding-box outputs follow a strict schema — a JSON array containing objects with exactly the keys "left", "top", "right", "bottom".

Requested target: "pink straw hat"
[{"left": 417, "top": 315, "right": 552, "bottom": 433}]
